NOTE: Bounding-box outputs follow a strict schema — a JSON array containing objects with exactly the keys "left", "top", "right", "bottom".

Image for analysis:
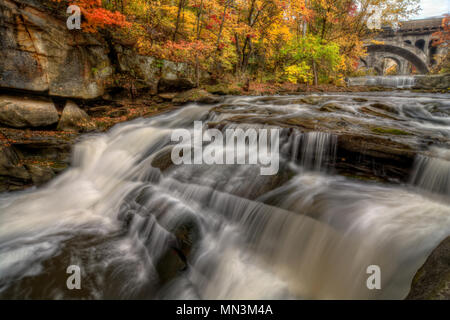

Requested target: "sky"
[{"left": 412, "top": 0, "right": 449, "bottom": 19}]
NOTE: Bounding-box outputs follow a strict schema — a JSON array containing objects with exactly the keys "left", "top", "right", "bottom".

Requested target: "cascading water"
[
  {"left": 0, "top": 94, "right": 449, "bottom": 300},
  {"left": 347, "top": 76, "right": 416, "bottom": 88},
  {"left": 285, "top": 130, "right": 337, "bottom": 170},
  {"left": 410, "top": 148, "right": 450, "bottom": 196}
]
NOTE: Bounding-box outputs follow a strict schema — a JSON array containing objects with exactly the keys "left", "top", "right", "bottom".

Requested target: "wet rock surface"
[
  {"left": 0, "top": 95, "right": 59, "bottom": 128},
  {"left": 414, "top": 74, "right": 450, "bottom": 90},
  {"left": 0, "top": 128, "right": 76, "bottom": 191},
  {"left": 407, "top": 237, "right": 450, "bottom": 300},
  {"left": 0, "top": 91, "right": 449, "bottom": 300},
  {"left": 207, "top": 93, "right": 450, "bottom": 183},
  {"left": 57, "top": 101, "right": 97, "bottom": 133},
  {"left": 172, "top": 88, "right": 221, "bottom": 105}
]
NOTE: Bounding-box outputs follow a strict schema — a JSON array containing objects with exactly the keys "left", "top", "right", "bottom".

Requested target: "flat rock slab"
[{"left": 0, "top": 95, "right": 59, "bottom": 128}]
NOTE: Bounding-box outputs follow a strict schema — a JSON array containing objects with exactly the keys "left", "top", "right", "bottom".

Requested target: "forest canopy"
[{"left": 57, "top": 0, "right": 424, "bottom": 85}]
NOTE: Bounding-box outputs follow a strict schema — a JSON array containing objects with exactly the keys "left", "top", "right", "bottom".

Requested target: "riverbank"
[
  {"left": 0, "top": 95, "right": 180, "bottom": 191},
  {"left": 0, "top": 84, "right": 385, "bottom": 193},
  {"left": 2, "top": 84, "right": 449, "bottom": 192},
  {"left": 205, "top": 81, "right": 449, "bottom": 96}
]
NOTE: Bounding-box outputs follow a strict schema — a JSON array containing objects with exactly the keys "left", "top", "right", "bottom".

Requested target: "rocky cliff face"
[
  {"left": 0, "top": 0, "right": 213, "bottom": 191},
  {"left": 0, "top": 0, "right": 113, "bottom": 99},
  {"left": 0, "top": 0, "right": 209, "bottom": 100}
]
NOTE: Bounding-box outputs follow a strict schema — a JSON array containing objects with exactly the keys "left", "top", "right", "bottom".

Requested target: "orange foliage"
[
  {"left": 163, "top": 40, "right": 213, "bottom": 65},
  {"left": 53, "top": 0, "right": 129, "bottom": 32},
  {"left": 432, "top": 15, "right": 449, "bottom": 48}
]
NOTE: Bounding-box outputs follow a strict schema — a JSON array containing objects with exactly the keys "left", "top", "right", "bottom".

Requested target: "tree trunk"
[
  {"left": 216, "top": 1, "right": 229, "bottom": 50},
  {"left": 312, "top": 59, "right": 318, "bottom": 86},
  {"left": 303, "top": 0, "right": 308, "bottom": 37},
  {"left": 173, "top": 0, "right": 185, "bottom": 41},
  {"left": 213, "top": 0, "right": 230, "bottom": 75},
  {"left": 234, "top": 34, "right": 242, "bottom": 76},
  {"left": 241, "top": 38, "right": 253, "bottom": 74},
  {"left": 195, "top": 0, "right": 204, "bottom": 87}
]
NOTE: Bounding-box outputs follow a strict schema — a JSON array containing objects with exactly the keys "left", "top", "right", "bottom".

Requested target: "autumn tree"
[
  {"left": 431, "top": 15, "right": 450, "bottom": 74},
  {"left": 54, "top": 0, "right": 129, "bottom": 32},
  {"left": 57, "top": 0, "right": 424, "bottom": 85}
]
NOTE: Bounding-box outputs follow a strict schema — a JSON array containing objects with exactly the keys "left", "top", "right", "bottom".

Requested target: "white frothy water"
[
  {"left": 0, "top": 96, "right": 449, "bottom": 300},
  {"left": 410, "top": 148, "right": 450, "bottom": 196},
  {"left": 348, "top": 76, "right": 416, "bottom": 88},
  {"left": 285, "top": 130, "right": 337, "bottom": 170}
]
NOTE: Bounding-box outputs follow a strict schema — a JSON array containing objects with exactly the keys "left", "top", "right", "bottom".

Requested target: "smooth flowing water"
[
  {"left": 347, "top": 76, "right": 416, "bottom": 88},
  {"left": 0, "top": 92, "right": 449, "bottom": 299}
]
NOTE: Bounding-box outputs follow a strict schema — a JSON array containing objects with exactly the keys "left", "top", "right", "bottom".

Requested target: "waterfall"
[
  {"left": 410, "top": 148, "right": 450, "bottom": 196},
  {"left": 282, "top": 130, "right": 337, "bottom": 171},
  {"left": 0, "top": 97, "right": 449, "bottom": 300},
  {"left": 347, "top": 76, "right": 416, "bottom": 88}
]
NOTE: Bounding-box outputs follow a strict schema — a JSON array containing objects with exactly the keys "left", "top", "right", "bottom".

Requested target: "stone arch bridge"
[{"left": 361, "top": 17, "right": 446, "bottom": 75}]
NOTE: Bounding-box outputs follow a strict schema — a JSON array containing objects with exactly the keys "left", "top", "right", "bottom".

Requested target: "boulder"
[
  {"left": 204, "top": 84, "right": 241, "bottom": 95},
  {"left": 158, "top": 93, "right": 178, "bottom": 101},
  {"left": 293, "top": 96, "right": 325, "bottom": 105},
  {"left": 0, "top": 95, "right": 59, "bottom": 128},
  {"left": 57, "top": 101, "right": 97, "bottom": 132},
  {"left": 407, "top": 237, "right": 450, "bottom": 300},
  {"left": 172, "top": 89, "right": 220, "bottom": 104},
  {"left": 319, "top": 102, "right": 346, "bottom": 113},
  {"left": 370, "top": 103, "right": 399, "bottom": 114},
  {"left": 151, "top": 147, "right": 175, "bottom": 172},
  {"left": 158, "top": 78, "right": 195, "bottom": 93}
]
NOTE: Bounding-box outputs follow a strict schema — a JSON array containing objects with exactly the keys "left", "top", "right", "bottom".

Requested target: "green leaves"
[{"left": 282, "top": 35, "right": 341, "bottom": 84}]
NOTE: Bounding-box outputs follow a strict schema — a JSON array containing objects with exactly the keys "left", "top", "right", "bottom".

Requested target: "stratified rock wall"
[
  {"left": 0, "top": 0, "right": 113, "bottom": 99},
  {"left": 0, "top": 0, "right": 210, "bottom": 99}
]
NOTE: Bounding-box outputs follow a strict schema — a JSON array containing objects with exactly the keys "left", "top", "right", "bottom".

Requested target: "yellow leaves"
[
  {"left": 267, "top": 24, "right": 292, "bottom": 42},
  {"left": 94, "top": 0, "right": 420, "bottom": 82},
  {"left": 371, "top": 40, "right": 385, "bottom": 45},
  {"left": 284, "top": 62, "right": 312, "bottom": 84}
]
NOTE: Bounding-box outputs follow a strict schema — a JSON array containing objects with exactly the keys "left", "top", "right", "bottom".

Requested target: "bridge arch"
[
  {"left": 415, "top": 39, "right": 425, "bottom": 52},
  {"left": 381, "top": 55, "right": 404, "bottom": 74},
  {"left": 365, "top": 42, "right": 429, "bottom": 74}
]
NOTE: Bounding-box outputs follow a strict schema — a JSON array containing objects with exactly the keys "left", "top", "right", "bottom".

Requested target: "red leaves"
[
  {"left": 55, "top": 0, "right": 129, "bottom": 32},
  {"left": 347, "top": 3, "right": 357, "bottom": 16},
  {"left": 163, "top": 40, "right": 213, "bottom": 65},
  {"left": 432, "top": 15, "right": 449, "bottom": 48}
]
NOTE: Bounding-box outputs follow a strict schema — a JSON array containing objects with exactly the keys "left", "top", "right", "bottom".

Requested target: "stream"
[{"left": 0, "top": 91, "right": 449, "bottom": 299}]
